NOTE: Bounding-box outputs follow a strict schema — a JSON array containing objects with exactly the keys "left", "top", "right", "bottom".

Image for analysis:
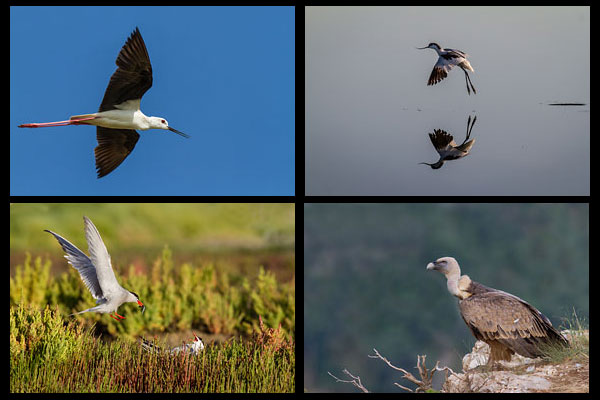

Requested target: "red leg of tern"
[{"left": 109, "top": 313, "right": 126, "bottom": 321}]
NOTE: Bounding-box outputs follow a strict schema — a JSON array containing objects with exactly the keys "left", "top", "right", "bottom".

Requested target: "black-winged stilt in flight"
[
  {"left": 420, "top": 115, "right": 477, "bottom": 169},
  {"left": 19, "top": 27, "right": 189, "bottom": 178},
  {"left": 417, "top": 42, "right": 476, "bottom": 95}
]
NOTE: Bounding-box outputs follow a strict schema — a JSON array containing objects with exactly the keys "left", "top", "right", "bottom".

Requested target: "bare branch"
[
  {"left": 327, "top": 369, "right": 369, "bottom": 393},
  {"left": 368, "top": 350, "right": 445, "bottom": 392}
]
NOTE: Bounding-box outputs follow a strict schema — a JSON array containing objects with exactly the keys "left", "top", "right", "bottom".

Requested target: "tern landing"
[
  {"left": 19, "top": 27, "right": 190, "bottom": 178},
  {"left": 420, "top": 115, "right": 477, "bottom": 169},
  {"left": 417, "top": 42, "right": 476, "bottom": 95},
  {"left": 45, "top": 216, "right": 146, "bottom": 321}
]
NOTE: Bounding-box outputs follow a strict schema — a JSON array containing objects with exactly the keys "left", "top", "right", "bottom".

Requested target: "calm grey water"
[{"left": 306, "top": 6, "right": 589, "bottom": 195}]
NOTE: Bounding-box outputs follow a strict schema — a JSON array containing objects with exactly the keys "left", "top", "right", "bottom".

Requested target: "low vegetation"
[{"left": 10, "top": 249, "right": 295, "bottom": 392}]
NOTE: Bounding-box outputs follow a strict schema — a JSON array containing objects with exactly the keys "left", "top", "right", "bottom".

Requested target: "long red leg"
[{"left": 18, "top": 116, "right": 98, "bottom": 128}]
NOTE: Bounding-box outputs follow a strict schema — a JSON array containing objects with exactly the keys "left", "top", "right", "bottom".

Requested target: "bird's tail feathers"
[{"left": 69, "top": 305, "right": 103, "bottom": 316}]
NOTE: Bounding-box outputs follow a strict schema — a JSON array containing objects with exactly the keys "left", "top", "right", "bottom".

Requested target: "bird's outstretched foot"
[{"left": 110, "top": 313, "right": 126, "bottom": 321}]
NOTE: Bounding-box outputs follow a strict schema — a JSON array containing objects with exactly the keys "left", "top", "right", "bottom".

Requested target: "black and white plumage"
[
  {"left": 426, "top": 257, "right": 568, "bottom": 364},
  {"left": 420, "top": 115, "right": 476, "bottom": 169},
  {"left": 18, "top": 27, "right": 189, "bottom": 178},
  {"left": 417, "top": 42, "right": 476, "bottom": 95}
]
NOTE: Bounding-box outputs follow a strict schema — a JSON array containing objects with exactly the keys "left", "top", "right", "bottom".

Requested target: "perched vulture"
[{"left": 426, "top": 256, "right": 568, "bottom": 364}]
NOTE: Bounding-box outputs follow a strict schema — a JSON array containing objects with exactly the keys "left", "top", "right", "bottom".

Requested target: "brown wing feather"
[{"left": 459, "top": 290, "right": 567, "bottom": 360}]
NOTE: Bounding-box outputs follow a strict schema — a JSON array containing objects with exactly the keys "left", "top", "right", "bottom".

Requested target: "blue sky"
[{"left": 11, "top": 7, "right": 295, "bottom": 196}]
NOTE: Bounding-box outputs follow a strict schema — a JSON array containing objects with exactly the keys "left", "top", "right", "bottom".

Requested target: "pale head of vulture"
[{"left": 426, "top": 257, "right": 472, "bottom": 300}]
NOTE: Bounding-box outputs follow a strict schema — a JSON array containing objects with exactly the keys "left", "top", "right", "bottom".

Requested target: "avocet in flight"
[
  {"left": 420, "top": 115, "right": 476, "bottom": 169},
  {"left": 417, "top": 43, "right": 476, "bottom": 95}
]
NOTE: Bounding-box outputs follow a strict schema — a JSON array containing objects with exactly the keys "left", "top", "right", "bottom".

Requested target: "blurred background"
[
  {"left": 10, "top": 203, "right": 295, "bottom": 341},
  {"left": 304, "top": 203, "right": 588, "bottom": 392}
]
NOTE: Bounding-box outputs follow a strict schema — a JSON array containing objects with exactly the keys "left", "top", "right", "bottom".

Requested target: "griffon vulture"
[{"left": 426, "top": 257, "right": 568, "bottom": 364}]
